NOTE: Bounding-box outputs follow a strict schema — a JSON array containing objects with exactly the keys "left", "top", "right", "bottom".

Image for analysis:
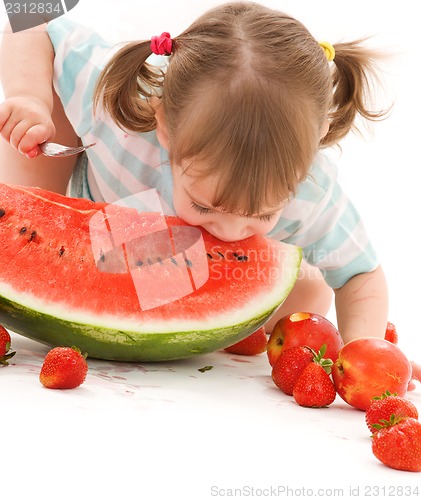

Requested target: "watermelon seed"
[
  {"left": 185, "top": 259, "right": 192, "bottom": 267},
  {"left": 233, "top": 253, "right": 248, "bottom": 262},
  {"left": 59, "top": 246, "right": 65, "bottom": 257},
  {"left": 19, "top": 227, "right": 27, "bottom": 234},
  {"left": 136, "top": 260, "right": 144, "bottom": 267},
  {"left": 206, "top": 253, "right": 212, "bottom": 260},
  {"left": 0, "top": 209, "right": 5, "bottom": 217},
  {"left": 157, "top": 257, "right": 163, "bottom": 265},
  {"left": 170, "top": 257, "right": 178, "bottom": 265},
  {"left": 217, "top": 251, "right": 225, "bottom": 259},
  {"left": 99, "top": 250, "right": 105, "bottom": 262},
  {"left": 29, "top": 231, "right": 37, "bottom": 241},
  {"left": 147, "top": 257, "right": 154, "bottom": 265}
]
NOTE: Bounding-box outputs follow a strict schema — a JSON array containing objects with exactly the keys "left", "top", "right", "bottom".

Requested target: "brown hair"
[{"left": 94, "top": 1, "right": 388, "bottom": 215}]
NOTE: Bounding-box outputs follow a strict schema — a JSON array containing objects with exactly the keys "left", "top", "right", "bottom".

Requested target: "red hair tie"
[{"left": 150, "top": 32, "right": 173, "bottom": 56}]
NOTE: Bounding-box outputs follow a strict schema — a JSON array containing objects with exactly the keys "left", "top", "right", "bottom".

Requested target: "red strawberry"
[
  {"left": 0, "top": 325, "right": 16, "bottom": 366},
  {"left": 385, "top": 321, "right": 398, "bottom": 344},
  {"left": 272, "top": 344, "right": 333, "bottom": 395},
  {"left": 293, "top": 362, "right": 336, "bottom": 408},
  {"left": 224, "top": 327, "right": 267, "bottom": 355},
  {"left": 39, "top": 346, "right": 88, "bottom": 389},
  {"left": 372, "top": 417, "right": 421, "bottom": 472},
  {"left": 366, "top": 391, "right": 419, "bottom": 433},
  {"left": 271, "top": 346, "right": 314, "bottom": 395}
]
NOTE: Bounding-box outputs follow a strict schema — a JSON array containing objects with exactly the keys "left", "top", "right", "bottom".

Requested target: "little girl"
[{"left": 0, "top": 1, "right": 389, "bottom": 341}]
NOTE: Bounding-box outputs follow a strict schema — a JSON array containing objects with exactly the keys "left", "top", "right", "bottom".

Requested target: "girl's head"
[{"left": 95, "top": 1, "right": 386, "bottom": 240}]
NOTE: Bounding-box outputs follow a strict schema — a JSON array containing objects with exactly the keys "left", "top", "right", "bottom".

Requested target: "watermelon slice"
[{"left": 0, "top": 183, "right": 301, "bottom": 361}]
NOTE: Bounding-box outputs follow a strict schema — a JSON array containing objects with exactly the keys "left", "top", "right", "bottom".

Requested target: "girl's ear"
[{"left": 151, "top": 97, "right": 169, "bottom": 150}]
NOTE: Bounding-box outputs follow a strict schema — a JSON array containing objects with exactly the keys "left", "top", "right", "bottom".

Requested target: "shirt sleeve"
[
  {"left": 268, "top": 152, "right": 379, "bottom": 289},
  {"left": 47, "top": 18, "right": 114, "bottom": 138}
]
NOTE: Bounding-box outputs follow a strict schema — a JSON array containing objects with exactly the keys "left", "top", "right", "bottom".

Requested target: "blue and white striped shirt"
[{"left": 47, "top": 18, "right": 379, "bottom": 289}]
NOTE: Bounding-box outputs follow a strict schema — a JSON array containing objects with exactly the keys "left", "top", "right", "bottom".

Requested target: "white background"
[{"left": 1, "top": 1, "right": 421, "bottom": 499}]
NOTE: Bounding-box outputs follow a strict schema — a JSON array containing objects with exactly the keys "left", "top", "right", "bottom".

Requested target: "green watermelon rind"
[
  {"left": 0, "top": 280, "right": 293, "bottom": 361},
  {"left": 0, "top": 182, "right": 303, "bottom": 361}
]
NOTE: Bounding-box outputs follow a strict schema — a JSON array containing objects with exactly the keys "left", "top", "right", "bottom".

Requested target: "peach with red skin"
[
  {"left": 331, "top": 338, "right": 412, "bottom": 411},
  {"left": 267, "top": 312, "right": 343, "bottom": 367}
]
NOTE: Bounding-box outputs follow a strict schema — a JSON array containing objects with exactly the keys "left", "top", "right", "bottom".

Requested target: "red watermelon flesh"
[{"left": 0, "top": 183, "right": 301, "bottom": 361}]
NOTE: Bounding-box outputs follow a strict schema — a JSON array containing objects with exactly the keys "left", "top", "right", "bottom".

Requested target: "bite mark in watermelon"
[{"left": 0, "top": 183, "right": 302, "bottom": 361}]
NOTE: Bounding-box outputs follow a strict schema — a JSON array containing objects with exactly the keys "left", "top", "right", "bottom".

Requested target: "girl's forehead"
[
  {"left": 174, "top": 162, "right": 286, "bottom": 215},
  {"left": 175, "top": 161, "right": 217, "bottom": 197}
]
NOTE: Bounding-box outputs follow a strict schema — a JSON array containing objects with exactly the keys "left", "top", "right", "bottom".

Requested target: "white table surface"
[
  {"left": 2, "top": 1, "right": 421, "bottom": 498},
  {"left": 3, "top": 331, "right": 421, "bottom": 500}
]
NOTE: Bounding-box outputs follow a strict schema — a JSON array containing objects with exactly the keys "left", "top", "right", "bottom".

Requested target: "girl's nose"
[{"left": 206, "top": 221, "right": 250, "bottom": 242}]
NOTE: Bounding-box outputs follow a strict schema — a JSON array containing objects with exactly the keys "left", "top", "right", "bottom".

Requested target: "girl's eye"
[
  {"left": 191, "top": 202, "right": 211, "bottom": 215},
  {"left": 257, "top": 213, "right": 275, "bottom": 222},
  {"left": 190, "top": 201, "right": 276, "bottom": 222}
]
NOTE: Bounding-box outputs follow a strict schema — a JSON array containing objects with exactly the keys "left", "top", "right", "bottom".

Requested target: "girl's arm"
[
  {"left": 0, "top": 22, "right": 55, "bottom": 155},
  {"left": 334, "top": 265, "right": 388, "bottom": 344}
]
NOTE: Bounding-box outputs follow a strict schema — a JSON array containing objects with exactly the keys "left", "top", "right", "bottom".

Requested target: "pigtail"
[
  {"left": 321, "top": 40, "right": 390, "bottom": 147},
  {"left": 93, "top": 41, "right": 164, "bottom": 133}
]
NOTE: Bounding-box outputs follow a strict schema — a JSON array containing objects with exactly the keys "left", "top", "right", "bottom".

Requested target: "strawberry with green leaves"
[
  {"left": 366, "top": 391, "right": 419, "bottom": 433},
  {"left": 39, "top": 346, "right": 88, "bottom": 389},
  {"left": 271, "top": 346, "right": 314, "bottom": 395},
  {"left": 272, "top": 344, "right": 332, "bottom": 396},
  {"left": 372, "top": 417, "right": 421, "bottom": 472},
  {"left": 0, "top": 325, "right": 15, "bottom": 366},
  {"left": 291, "top": 344, "right": 336, "bottom": 408},
  {"left": 293, "top": 363, "right": 337, "bottom": 408}
]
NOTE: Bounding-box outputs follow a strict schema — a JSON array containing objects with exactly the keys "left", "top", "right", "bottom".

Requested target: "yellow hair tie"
[{"left": 319, "top": 41, "right": 335, "bottom": 62}]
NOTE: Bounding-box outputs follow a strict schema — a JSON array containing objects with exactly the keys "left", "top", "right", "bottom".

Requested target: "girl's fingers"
[
  {"left": 17, "top": 123, "right": 53, "bottom": 154},
  {"left": 8, "top": 120, "right": 32, "bottom": 150},
  {"left": 0, "top": 114, "right": 18, "bottom": 144},
  {"left": 25, "top": 146, "right": 41, "bottom": 158},
  {"left": 407, "top": 380, "right": 416, "bottom": 391},
  {"left": 0, "top": 102, "right": 54, "bottom": 153},
  {"left": 411, "top": 360, "right": 421, "bottom": 382}
]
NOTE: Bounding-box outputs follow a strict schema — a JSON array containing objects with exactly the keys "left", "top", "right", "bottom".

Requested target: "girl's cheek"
[
  {"left": 177, "top": 211, "right": 198, "bottom": 225},
  {"left": 172, "top": 198, "right": 198, "bottom": 225}
]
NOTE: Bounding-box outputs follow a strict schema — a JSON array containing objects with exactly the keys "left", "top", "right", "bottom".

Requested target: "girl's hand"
[
  {"left": 408, "top": 360, "right": 421, "bottom": 391},
  {"left": 0, "top": 96, "right": 55, "bottom": 158}
]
